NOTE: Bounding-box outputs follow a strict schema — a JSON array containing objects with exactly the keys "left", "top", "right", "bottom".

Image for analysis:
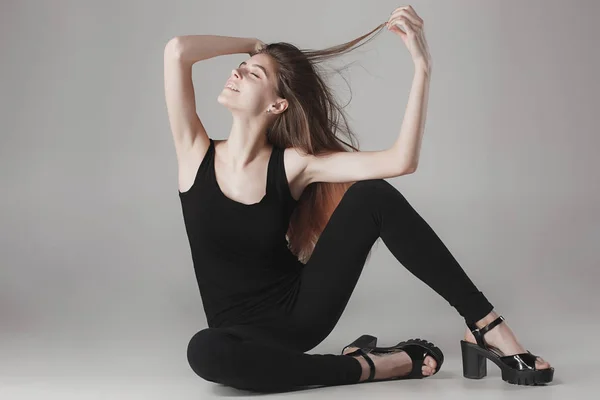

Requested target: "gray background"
[{"left": 2, "top": 0, "right": 598, "bottom": 398}]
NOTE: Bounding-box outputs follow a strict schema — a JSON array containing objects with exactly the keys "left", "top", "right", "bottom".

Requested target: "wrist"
[
  {"left": 414, "top": 60, "right": 431, "bottom": 76},
  {"left": 250, "top": 38, "right": 265, "bottom": 55}
]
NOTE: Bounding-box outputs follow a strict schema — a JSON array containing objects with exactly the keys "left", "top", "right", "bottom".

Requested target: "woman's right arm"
[{"left": 163, "top": 35, "right": 259, "bottom": 162}]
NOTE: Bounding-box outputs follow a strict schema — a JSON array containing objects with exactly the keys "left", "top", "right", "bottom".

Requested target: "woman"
[{"left": 164, "top": 5, "right": 553, "bottom": 393}]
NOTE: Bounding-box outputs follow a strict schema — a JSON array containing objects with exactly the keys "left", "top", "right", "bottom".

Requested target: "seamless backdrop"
[{"left": 1, "top": 0, "right": 598, "bottom": 399}]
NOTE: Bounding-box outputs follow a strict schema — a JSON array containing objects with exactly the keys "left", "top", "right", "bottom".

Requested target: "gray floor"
[
  {"left": 1, "top": 329, "right": 593, "bottom": 399},
  {"left": 0, "top": 358, "right": 588, "bottom": 400}
]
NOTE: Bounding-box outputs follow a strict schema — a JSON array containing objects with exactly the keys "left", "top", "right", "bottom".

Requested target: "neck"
[{"left": 224, "top": 116, "right": 272, "bottom": 170}]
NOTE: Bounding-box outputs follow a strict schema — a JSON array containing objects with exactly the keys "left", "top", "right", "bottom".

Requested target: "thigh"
[{"left": 286, "top": 179, "right": 387, "bottom": 348}]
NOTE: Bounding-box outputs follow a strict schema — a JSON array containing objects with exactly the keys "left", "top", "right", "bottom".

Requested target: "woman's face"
[{"left": 217, "top": 53, "right": 280, "bottom": 115}]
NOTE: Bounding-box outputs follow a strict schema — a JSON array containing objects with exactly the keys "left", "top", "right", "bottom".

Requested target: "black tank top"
[{"left": 178, "top": 138, "right": 303, "bottom": 328}]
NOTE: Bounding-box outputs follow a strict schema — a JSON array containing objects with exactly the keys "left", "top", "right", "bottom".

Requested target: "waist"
[{"left": 203, "top": 270, "right": 301, "bottom": 327}]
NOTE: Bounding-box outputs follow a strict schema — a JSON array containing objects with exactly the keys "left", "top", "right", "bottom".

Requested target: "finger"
[
  {"left": 394, "top": 11, "right": 422, "bottom": 29},
  {"left": 389, "top": 16, "right": 417, "bottom": 35},
  {"left": 387, "top": 6, "right": 409, "bottom": 26},
  {"left": 404, "top": 5, "right": 424, "bottom": 24},
  {"left": 389, "top": 5, "right": 410, "bottom": 16},
  {"left": 389, "top": 8, "right": 423, "bottom": 28},
  {"left": 388, "top": 15, "right": 416, "bottom": 32}
]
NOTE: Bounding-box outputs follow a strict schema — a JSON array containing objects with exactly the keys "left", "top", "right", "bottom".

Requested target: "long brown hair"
[{"left": 254, "top": 22, "right": 387, "bottom": 264}]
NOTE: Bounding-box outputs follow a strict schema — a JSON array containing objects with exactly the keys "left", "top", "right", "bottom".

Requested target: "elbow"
[
  {"left": 406, "top": 158, "right": 418, "bottom": 173},
  {"left": 165, "top": 37, "right": 184, "bottom": 59},
  {"left": 404, "top": 164, "right": 417, "bottom": 174}
]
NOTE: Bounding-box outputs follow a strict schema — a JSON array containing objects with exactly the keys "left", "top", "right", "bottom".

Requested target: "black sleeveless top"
[{"left": 178, "top": 138, "right": 303, "bottom": 328}]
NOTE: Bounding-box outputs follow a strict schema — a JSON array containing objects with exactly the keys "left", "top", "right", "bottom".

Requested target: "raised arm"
[
  {"left": 163, "top": 35, "right": 260, "bottom": 162},
  {"left": 302, "top": 6, "right": 432, "bottom": 185}
]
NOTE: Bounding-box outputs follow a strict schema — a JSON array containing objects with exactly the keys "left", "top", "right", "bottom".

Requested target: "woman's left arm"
[
  {"left": 301, "top": 6, "right": 433, "bottom": 184},
  {"left": 386, "top": 5, "right": 432, "bottom": 171}
]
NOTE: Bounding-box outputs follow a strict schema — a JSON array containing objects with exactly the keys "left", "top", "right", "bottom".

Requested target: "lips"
[{"left": 225, "top": 81, "right": 240, "bottom": 92}]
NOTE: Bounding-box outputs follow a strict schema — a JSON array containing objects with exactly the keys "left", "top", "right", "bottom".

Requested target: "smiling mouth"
[{"left": 225, "top": 85, "right": 240, "bottom": 92}]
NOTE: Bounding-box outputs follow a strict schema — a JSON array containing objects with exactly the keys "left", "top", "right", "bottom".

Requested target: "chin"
[
  {"left": 216, "top": 93, "right": 234, "bottom": 108},
  {"left": 217, "top": 94, "right": 255, "bottom": 113},
  {"left": 217, "top": 97, "right": 243, "bottom": 114}
]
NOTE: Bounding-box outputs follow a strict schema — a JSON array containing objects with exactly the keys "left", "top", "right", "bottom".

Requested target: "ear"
[{"left": 271, "top": 98, "right": 288, "bottom": 115}]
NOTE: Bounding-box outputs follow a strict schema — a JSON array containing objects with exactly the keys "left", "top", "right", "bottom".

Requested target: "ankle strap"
[
  {"left": 347, "top": 348, "right": 376, "bottom": 381},
  {"left": 467, "top": 315, "right": 505, "bottom": 348}
]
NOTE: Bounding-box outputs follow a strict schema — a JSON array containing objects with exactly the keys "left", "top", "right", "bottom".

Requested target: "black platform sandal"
[
  {"left": 461, "top": 315, "right": 554, "bottom": 385},
  {"left": 343, "top": 338, "right": 444, "bottom": 382}
]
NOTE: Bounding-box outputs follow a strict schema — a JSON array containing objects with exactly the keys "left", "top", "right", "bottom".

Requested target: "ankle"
[
  {"left": 353, "top": 355, "right": 370, "bottom": 382},
  {"left": 473, "top": 310, "right": 500, "bottom": 329}
]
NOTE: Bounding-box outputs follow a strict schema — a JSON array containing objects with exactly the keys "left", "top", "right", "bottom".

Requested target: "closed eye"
[{"left": 238, "top": 61, "right": 263, "bottom": 79}]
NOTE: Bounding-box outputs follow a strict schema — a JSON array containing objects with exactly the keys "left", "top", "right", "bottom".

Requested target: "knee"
[
  {"left": 187, "top": 328, "right": 237, "bottom": 383},
  {"left": 186, "top": 329, "right": 215, "bottom": 381},
  {"left": 187, "top": 328, "right": 271, "bottom": 392},
  {"left": 349, "top": 178, "right": 394, "bottom": 191},
  {"left": 348, "top": 179, "right": 402, "bottom": 202}
]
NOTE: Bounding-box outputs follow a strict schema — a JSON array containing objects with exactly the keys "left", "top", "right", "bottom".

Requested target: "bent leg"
[
  {"left": 287, "top": 179, "right": 494, "bottom": 349},
  {"left": 186, "top": 326, "right": 362, "bottom": 393}
]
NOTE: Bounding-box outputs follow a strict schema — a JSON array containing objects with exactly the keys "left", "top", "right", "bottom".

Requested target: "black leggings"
[{"left": 186, "top": 179, "right": 494, "bottom": 393}]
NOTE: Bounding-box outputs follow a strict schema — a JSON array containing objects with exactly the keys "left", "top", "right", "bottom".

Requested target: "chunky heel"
[
  {"left": 461, "top": 315, "right": 554, "bottom": 385},
  {"left": 341, "top": 334, "right": 377, "bottom": 354},
  {"left": 461, "top": 340, "right": 487, "bottom": 379}
]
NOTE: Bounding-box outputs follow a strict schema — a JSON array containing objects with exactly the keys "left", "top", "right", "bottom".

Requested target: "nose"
[{"left": 231, "top": 68, "right": 241, "bottom": 79}]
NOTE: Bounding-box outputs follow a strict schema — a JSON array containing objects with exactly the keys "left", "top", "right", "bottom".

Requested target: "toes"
[
  {"left": 422, "top": 365, "right": 434, "bottom": 375},
  {"left": 425, "top": 355, "right": 437, "bottom": 369},
  {"left": 422, "top": 355, "right": 437, "bottom": 376},
  {"left": 536, "top": 357, "right": 551, "bottom": 369}
]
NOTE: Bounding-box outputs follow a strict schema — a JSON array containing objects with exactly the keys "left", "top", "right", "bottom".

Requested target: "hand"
[
  {"left": 249, "top": 38, "right": 266, "bottom": 56},
  {"left": 386, "top": 5, "right": 431, "bottom": 70}
]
